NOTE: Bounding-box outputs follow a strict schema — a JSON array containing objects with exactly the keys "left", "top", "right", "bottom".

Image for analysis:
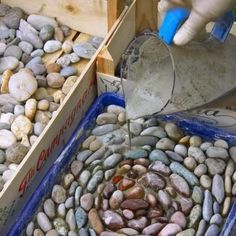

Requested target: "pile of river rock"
[
  {"left": 25, "top": 104, "right": 236, "bottom": 236},
  {"left": 0, "top": 3, "right": 103, "bottom": 190}
]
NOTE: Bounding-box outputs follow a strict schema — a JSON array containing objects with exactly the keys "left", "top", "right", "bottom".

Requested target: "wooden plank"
[
  {"left": 97, "top": 47, "right": 115, "bottom": 75},
  {"left": 135, "top": 0, "right": 157, "bottom": 34},
  {"left": 97, "top": 1, "right": 136, "bottom": 74},
  {"left": 2, "top": 0, "right": 108, "bottom": 37},
  {"left": 107, "top": 0, "right": 126, "bottom": 30}
]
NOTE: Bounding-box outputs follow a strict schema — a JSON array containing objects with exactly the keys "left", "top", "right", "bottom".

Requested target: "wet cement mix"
[{"left": 25, "top": 104, "right": 236, "bottom": 236}]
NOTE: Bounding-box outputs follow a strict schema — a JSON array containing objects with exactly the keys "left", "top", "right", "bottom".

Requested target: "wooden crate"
[
  {"left": 0, "top": 0, "right": 128, "bottom": 233},
  {"left": 96, "top": 0, "right": 236, "bottom": 110}
]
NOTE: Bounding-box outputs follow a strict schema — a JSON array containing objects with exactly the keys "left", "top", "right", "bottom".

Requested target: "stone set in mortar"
[
  {"left": 25, "top": 104, "right": 236, "bottom": 236},
  {"left": 0, "top": 3, "right": 103, "bottom": 191}
]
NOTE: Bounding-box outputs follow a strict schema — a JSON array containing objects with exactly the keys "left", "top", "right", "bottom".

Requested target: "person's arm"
[{"left": 158, "top": 0, "right": 236, "bottom": 45}]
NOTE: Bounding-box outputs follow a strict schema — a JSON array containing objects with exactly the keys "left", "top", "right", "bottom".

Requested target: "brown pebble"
[
  {"left": 54, "top": 27, "right": 64, "bottom": 42},
  {"left": 146, "top": 193, "right": 157, "bottom": 207},
  {"left": 125, "top": 186, "right": 145, "bottom": 199},
  {"left": 225, "top": 176, "right": 232, "bottom": 196},
  {"left": 88, "top": 208, "right": 104, "bottom": 234},
  {"left": 1, "top": 69, "right": 12, "bottom": 94},
  {"left": 46, "top": 63, "right": 61, "bottom": 74},
  {"left": 135, "top": 209, "right": 148, "bottom": 217},
  {"left": 116, "top": 165, "right": 131, "bottom": 175},
  {"left": 165, "top": 187, "right": 177, "bottom": 198},
  {"left": 148, "top": 209, "right": 163, "bottom": 219},
  {"left": 179, "top": 136, "right": 190, "bottom": 145}
]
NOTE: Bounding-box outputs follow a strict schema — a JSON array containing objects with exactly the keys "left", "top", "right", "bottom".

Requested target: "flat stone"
[
  {"left": 142, "top": 223, "right": 164, "bottom": 235},
  {"left": 178, "top": 197, "right": 193, "bottom": 215},
  {"left": 0, "top": 129, "right": 16, "bottom": 149},
  {"left": 206, "top": 146, "right": 229, "bottom": 160},
  {"left": 103, "top": 153, "right": 122, "bottom": 170},
  {"left": 170, "top": 211, "right": 187, "bottom": 228},
  {"left": 102, "top": 210, "right": 125, "bottom": 231},
  {"left": 170, "top": 173, "right": 191, "bottom": 197},
  {"left": 149, "top": 149, "right": 170, "bottom": 165},
  {"left": 149, "top": 160, "right": 171, "bottom": 176},
  {"left": 79, "top": 170, "right": 91, "bottom": 188},
  {"left": 188, "top": 204, "right": 202, "bottom": 228},
  {"left": 170, "top": 162, "right": 199, "bottom": 186},
  {"left": 205, "top": 158, "right": 226, "bottom": 175},
  {"left": 11, "top": 115, "right": 32, "bottom": 140},
  {"left": 44, "top": 199, "right": 55, "bottom": 219},
  {"left": 210, "top": 214, "right": 223, "bottom": 226},
  {"left": 46, "top": 73, "right": 65, "bottom": 88},
  {"left": 87, "top": 170, "right": 104, "bottom": 193},
  {"left": 75, "top": 207, "right": 87, "bottom": 228},
  {"left": 73, "top": 42, "right": 96, "bottom": 59},
  {"left": 212, "top": 174, "right": 225, "bottom": 204},
  {"left": 6, "top": 143, "right": 29, "bottom": 164},
  {"left": 76, "top": 150, "right": 92, "bottom": 162},
  {"left": 109, "top": 190, "right": 124, "bottom": 209},
  {"left": 70, "top": 160, "right": 83, "bottom": 177},
  {"left": 121, "top": 199, "right": 149, "bottom": 211},
  {"left": 176, "top": 229, "right": 195, "bottom": 236},
  {"left": 196, "top": 219, "right": 207, "bottom": 236},
  {"left": 158, "top": 223, "right": 182, "bottom": 236},
  {"left": 194, "top": 164, "right": 207, "bottom": 177},
  {"left": 203, "top": 190, "right": 213, "bottom": 222},
  {"left": 60, "top": 66, "right": 77, "bottom": 77},
  {"left": 51, "top": 185, "right": 66, "bottom": 204},
  {"left": 66, "top": 208, "right": 77, "bottom": 231},
  {"left": 156, "top": 137, "right": 175, "bottom": 150},
  {"left": 141, "top": 126, "right": 166, "bottom": 138},
  {"left": 174, "top": 144, "right": 187, "bottom": 156},
  {"left": 88, "top": 36, "right": 104, "bottom": 49},
  {"left": 53, "top": 218, "right": 68, "bottom": 236},
  {"left": 188, "top": 146, "right": 206, "bottom": 163},
  {"left": 39, "top": 24, "right": 54, "bottom": 42},
  {"left": 27, "top": 14, "right": 58, "bottom": 30},
  {"left": 166, "top": 150, "right": 184, "bottom": 162},
  {"left": 88, "top": 208, "right": 104, "bottom": 235},
  {"left": 3, "top": 7, "right": 23, "bottom": 29},
  {"left": 80, "top": 193, "right": 94, "bottom": 212},
  {"left": 37, "top": 212, "right": 52, "bottom": 232},
  {"left": 157, "top": 190, "right": 171, "bottom": 209},
  {"left": 214, "top": 139, "right": 229, "bottom": 149},
  {"left": 125, "top": 149, "right": 148, "bottom": 159},
  {"left": 9, "top": 69, "right": 37, "bottom": 102},
  {"left": 31, "top": 49, "right": 44, "bottom": 57},
  {"left": 44, "top": 40, "right": 62, "bottom": 53},
  {"left": 138, "top": 172, "right": 166, "bottom": 191},
  {"left": 127, "top": 216, "right": 148, "bottom": 231},
  {"left": 165, "top": 122, "right": 183, "bottom": 141},
  {"left": 192, "top": 186, "right": 204, "bottom": 204},
  {"left": 130, "top": 135, "right": 158, "bottom": 147},
  {"left": 0, "top": 56, "right": 19, "bottom": 74},
  {"left": 107, "top": 105, "right": 125, "bottom": 115},
  {"left": 4, "top": 45, "right": 22, "bottom": 60},
  {"left": 205, "top": 224, "right": 220, "bottom": 236}
]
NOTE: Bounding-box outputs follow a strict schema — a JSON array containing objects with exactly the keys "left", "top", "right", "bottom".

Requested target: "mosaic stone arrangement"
[
  {"left": 25, "top": 104, "right": 236, "bottom": 236},
  {"left": 0, "top": 3, "right": 103, "bottom": 191}
]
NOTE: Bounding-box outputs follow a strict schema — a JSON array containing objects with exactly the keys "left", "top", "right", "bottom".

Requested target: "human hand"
[{"left": 158, "top": 0, "right": 236, "bottom": 45}]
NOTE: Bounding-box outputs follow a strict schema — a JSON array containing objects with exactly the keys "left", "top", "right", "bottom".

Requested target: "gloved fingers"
[{"left": 173, "top": 9, "right": 209, "bottom": 45}]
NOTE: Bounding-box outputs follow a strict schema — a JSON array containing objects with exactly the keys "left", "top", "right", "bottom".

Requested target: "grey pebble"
[
  {"left": 77, "top": 150, "right": 92, "bottom": 162},
  {"left": 60, "top": 66, "right": 77, "bottom": 77},
  {"left": 65, "top": 196, "right": 74, "bottom": 209},
  {"left": 31, "top": 49, "right": 44, "bottom": 58},
  {"left": 60, "top": 25, "right": 70, "bottom": 37},
  {"left": 74, "top": 186, "right": 83, "bottom": 206},
  {"left": 14, "top": 105, "right": 25, "bottom": 116},
  {"left": 85, "top": 146, "right": 107, "bottom": 165},
  {"left": 130, "top": 135, "right": 158, "bottom": 147},
  {"left": 21, "top": 53, "right": 32, "bottom": 65},
  {"left": 213, "top": 201, "right": 220, "bottom": 214},
  {"left": 75, "top": 207, "right": 87, "bottom": 228},
  {"left": 92, "top": 124, "right": 119, "bottom": 136},
  {"left": 88, "top": 36, "right": 103, "bottom": 49},
  {"left": 0, "top": 22, "right": 10, "bottom": 39},
  {"left": 205, "top": 224, "right": 220, "bottom": 236},
  {"left": 0, "top": 122, "right": 10, "bottom": 130},
  {"left": 0, "top": 42, "right": 6, "bottom": 56},
  {"left": 0, "top": 164, "right": 8, "bottom": 174},
  {"left": 165, "top": 150, "right": 184, "bottom": 162},
  {"left": 18, "top": 41, "right": 33, "bottom": 54},
  {"left": 4, "top": 45, "right": 22, "bottom": 60},
  {"left": 156, "top": 137, "right": 175, "bottom": 150},
  {"left": 73, "top": 42, "right": 96, "bottom": 59},
  {"left": 149, "top": 149, "right": 170, "bottom": 165},
  {"left": 36, "top": 75, "right": 47, "bottom": 87},
  {"left": 3, "top": 7, "right": 24, "bottom": 29},
  {"left": 212, "top": 174, "right": 225, "bottom": 204},
  {"left": 0, "top": 150, "right": 6, "bottom": 164},
  {"left": 66, "top": 209, "right": 76, "bottom": 231},
  {"left": 43, "top": 199, "right": 55, "bottom": 219},
  {"left": 79, "top": 228, "right": 88, "bottom": 236},
  {"left": 87, "top": 170, "right": 104, "bottom": 193},
  {"left": 69, "top": 53, "right": 80, "bottom": 64},
  {"left": 203, "top": 190, "right": 213, "bottom": 222},
  {"left": 196, "top": 219, "right": 207, "bottom": 236},
  {"left": 210, "top": 214, "right": 223, "bottom": 226},
  {"left": 192, "top": 186, "right": 204, "bottom": 204},
  {"left": 103, "top": 153, "right": 122, "bottom": 170},
  {"left": 39, "top": 24, "right": 54, "bottom": 42},
  {"left": 188, "top": 146, "right": 206, "bottom": 163},
  {"left": 57, "top": 55, "right": 71, "bottom": 67},
  {"left": 125, "top": 149, "right": 148, "bottom": 160},
  {"left": 0, "top": 3, "right": 11, "bottom": 17},
  {"left": 44, "top": 40, "right": 62, "bottom": 53},
  {"left": 30, "top": 63, "right": 46, "bottom": 76},
  {"left": 68, "top": 181, "right": 78, "bottom": 195},
  {"left": 206, "top": 146, "right": 228, "bottom": 160},
  {"left": 1, "top": 104, "right": 14, "bottom": 113}
]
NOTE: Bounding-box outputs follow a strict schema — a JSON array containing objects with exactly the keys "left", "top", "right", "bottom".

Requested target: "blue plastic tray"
[{"left": 8, "top": 92, "right": 236, "bottom": 236}]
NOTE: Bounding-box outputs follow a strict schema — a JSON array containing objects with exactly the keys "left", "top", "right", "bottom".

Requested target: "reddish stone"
[
  {"left": 102, "top": 210, "right": 125, "bottom": 231},
  {"left": 118, "top": 178, "right": 135, "bottom": 191},
  {"left": 121, "top": 199, "right": 149, "bottom": 211},
  {"left": 135, "top": 209, "right": 148, "bottom": 217},
  {"left": 147, "top": 209, "right": 163, "bottom": 219},
  {"left": 112, "top": 176, "right": 123, "bottom": 184},
  {"left": 125, "top": 186, "right": 145, "bottom": 199},
  {"left": 178, "top": 197, "right": 193, "bottom": 215},
  {"left": 146, "top": 193, "right": 157, "bottom": 207}
]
